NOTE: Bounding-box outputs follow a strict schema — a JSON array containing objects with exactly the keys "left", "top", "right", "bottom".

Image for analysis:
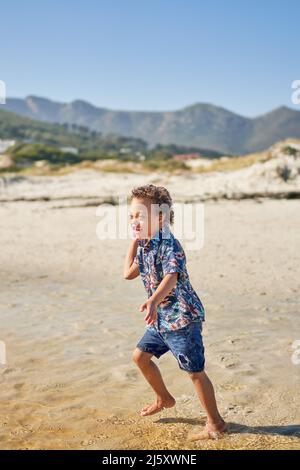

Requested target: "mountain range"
[{"left": 2, "top": 96, "right": 300, "bottom": 154}]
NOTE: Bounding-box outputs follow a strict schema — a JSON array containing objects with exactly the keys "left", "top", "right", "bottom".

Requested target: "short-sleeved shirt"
[{"left": 134, "top": 226, "right": 205, "bottom": 333}]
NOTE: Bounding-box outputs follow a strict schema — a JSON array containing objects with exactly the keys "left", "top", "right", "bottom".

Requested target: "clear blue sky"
[{"left": 1, "top": 0, "right": 299, "bottom": 116}]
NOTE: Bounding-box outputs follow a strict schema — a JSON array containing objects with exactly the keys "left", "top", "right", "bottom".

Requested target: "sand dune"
[{"left": 1, "top": 140, "right": 300, "bottom": 206}]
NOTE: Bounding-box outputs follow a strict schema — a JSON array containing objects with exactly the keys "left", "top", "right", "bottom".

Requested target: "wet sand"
[{"left": 0, "top": 199, "right": 300, "bottom": 449}]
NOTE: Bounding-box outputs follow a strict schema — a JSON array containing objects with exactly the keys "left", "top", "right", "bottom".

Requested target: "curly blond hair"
[{"left": 130, "top": 184, "right": 174, "bottom": 225}]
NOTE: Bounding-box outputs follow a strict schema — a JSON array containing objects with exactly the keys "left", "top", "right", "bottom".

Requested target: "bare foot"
[
  {"left": 140, "top": 396, "right": 176, "bottom": 416},
  {"left": 189, "top": 419, "right": 228, "bottom": 441}
]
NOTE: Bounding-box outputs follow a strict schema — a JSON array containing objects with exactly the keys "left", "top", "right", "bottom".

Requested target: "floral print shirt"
[{"left": 134, "top": 226, "right": 205, "bottom": 333}]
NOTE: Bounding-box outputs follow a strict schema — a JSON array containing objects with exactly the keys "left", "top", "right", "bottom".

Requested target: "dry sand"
[{"left": 0, "top": 198, "right": 300, "bottom": 450}]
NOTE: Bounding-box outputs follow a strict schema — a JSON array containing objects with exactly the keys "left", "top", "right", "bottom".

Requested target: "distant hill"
[
  {"left": 0, "top": 108, "right": 147, "bottom": 154},
  {"left": 1, "top": 96, "right": 300, "bottom": 154},
  {"left": 0, "top": 108, "right": 223, "bottom": 166}
]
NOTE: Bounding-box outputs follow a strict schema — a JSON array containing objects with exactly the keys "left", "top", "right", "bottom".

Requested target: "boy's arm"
[
  {"left": 150, "top": 272, "right": 178, "bottom": 306},
  {"left": 123, "top": 239, "right": 140, "bottom": 280},
  {"left": 140, "top": 272, "right": 178, "bottom": 325}
]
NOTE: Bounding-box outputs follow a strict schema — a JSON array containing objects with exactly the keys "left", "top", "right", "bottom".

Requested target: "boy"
[{"left": 123, "top": 184, "right": 227, "bottom": 440}]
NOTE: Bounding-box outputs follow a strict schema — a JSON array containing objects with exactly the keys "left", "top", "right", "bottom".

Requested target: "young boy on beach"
[{"left": 123, "top": 184, "right": 227, "bottom": 440}]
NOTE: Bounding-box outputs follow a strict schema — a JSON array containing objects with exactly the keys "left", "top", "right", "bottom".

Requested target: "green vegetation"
[
  {"left": 195, "top": 151, "right": 272, "bottom": 173},
  {"left": 143, "top": 159, "right": 188, "bottom": 171},
  {"left": 9, "top": 143, "right": 82, "bottom": 165},
  {"left": 283, "top": 146, "right": 299, "bottom": 157},
  {"left": 153, "top": 143, "right": 223, "bottom": 159},
  {"left": 0, "top": 108, "right": 222, "bottom": 173},
  {"left": 0, "top": 109, "right": 148, "bottom": 156},
  {"left": 276, "top": 164, "right": 292, "bottom": 181}
]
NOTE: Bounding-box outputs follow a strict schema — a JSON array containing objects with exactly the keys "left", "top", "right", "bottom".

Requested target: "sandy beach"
[
  {"left": 0, "top": 193, "right": 300, "bottom": 450},
  {"left": 2, "top": 0, "right": 300, "bottom": 454}
]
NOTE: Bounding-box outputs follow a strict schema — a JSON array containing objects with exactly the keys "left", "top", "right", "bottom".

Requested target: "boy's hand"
[{"left": 139, "top": 299, "right": 158, "bottom": 326}]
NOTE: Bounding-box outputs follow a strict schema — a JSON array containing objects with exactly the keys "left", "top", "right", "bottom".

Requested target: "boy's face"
[{"left": 130, "top": 197, "right": 160, "bottom": 240}]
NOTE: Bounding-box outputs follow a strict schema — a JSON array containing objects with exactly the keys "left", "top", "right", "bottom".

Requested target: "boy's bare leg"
[
  {"left": 132, "top": 348, "right": 176, "bottom": 416},
  {"left": 188, "top": 370, "right": 228, "bottom": 440}
]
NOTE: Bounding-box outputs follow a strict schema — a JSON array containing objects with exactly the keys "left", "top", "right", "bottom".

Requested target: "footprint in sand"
[
  {"left": 125, "top": 369, "right": 139, "bottom": 381},
  {"left": 13, "top": 383, "right": 26, "bottom": 392},
  {"left": 3, "top": 367, "right": 17, "bottom": 375},
  {"left": 220, "top": 354, "right": 240, "bottom": 368},
  {"left": 220, "top": 382, "right": 246, "bottom": 392},
  {"left": 11, "top": 424, "right": 36, "bottom": 437}
]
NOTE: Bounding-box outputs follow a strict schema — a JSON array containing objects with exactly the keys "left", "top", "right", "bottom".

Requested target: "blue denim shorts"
[{"left": 136, "top": 320, "right": 205, "bottom": 373}]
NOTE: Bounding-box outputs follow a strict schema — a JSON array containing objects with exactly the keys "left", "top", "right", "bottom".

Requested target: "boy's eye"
[{"left": 129, "top": 213, "right": 145, "bottom": 220}]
